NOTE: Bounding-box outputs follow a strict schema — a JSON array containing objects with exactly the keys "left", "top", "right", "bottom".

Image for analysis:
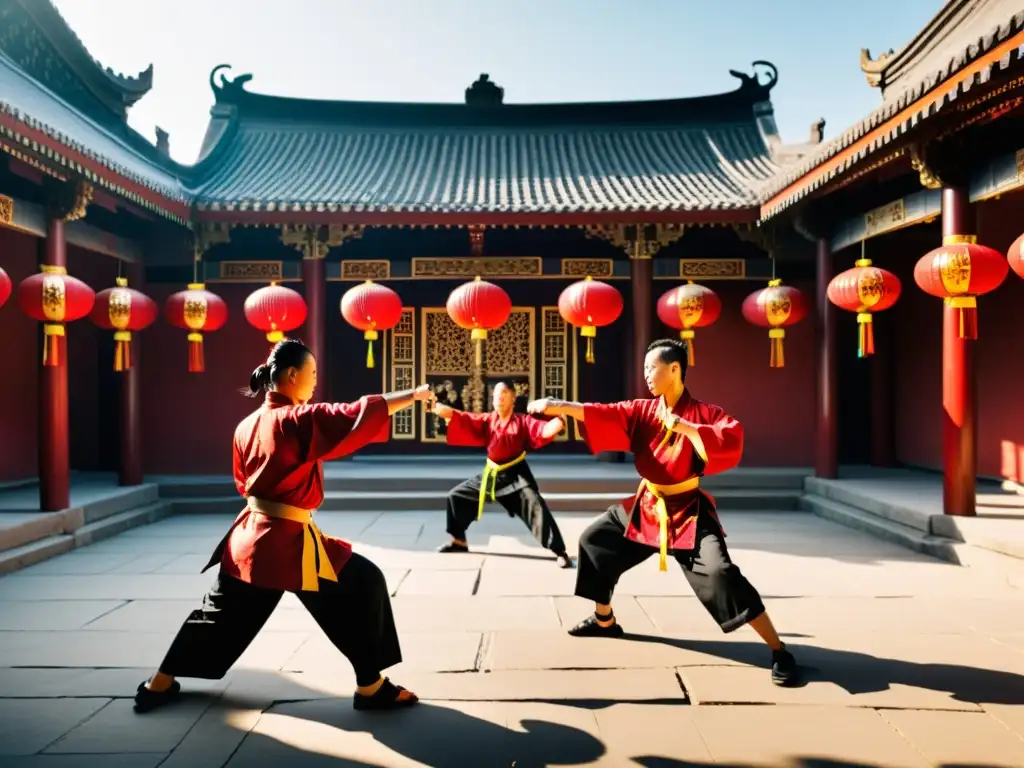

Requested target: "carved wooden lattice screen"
[
  {"left": 420, "top": 307, "right": 535, "bottom": 442},
  {"left": 390, "top": 308, "right": 416, "bottom": 440},
  {"left": 541, "top": 307, "right": 569, "bottom": 441}
]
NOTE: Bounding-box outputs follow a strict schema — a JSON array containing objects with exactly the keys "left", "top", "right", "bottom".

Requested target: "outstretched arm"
[
  {"left": 384, "top": 384, "right": 434, "bottom": 415},
  {"left": 526, "top": 398, "right": 585, "bottom": 422}
]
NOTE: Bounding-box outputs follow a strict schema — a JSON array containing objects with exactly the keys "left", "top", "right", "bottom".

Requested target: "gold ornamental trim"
[
  {"left": 864, "top": 199, "right": 907, "bottom": 237},
  {"left": 340, "top": 260, "right": 390, "bottom": 281},
  {"left": 679, "top": 259, "right": 746, "bottom": 280},
  {"left": 412, "top": 257, "right": 541, "bottom": 278},
  {"left": 213, "top": 260, "right": 285, "bottom": 283},
  {"left": 0, "top": 194, "right": 12, "bottom": 226},
  {"left": 561, "top": 259, "right": 613, "bottom": 278}
]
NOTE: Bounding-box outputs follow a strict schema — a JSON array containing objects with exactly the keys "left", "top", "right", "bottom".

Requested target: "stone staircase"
[
  {"left": 800, "top": 472, "right": 1024, "bottom": 580},
  {"left": 0, "top": 478, "right": 174, "bottom": 575}
]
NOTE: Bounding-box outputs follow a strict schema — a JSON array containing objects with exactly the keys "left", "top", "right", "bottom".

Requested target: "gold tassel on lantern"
[
  {"left": 768, "top": 328, "right": 785, "bottom": 368},
  {"left": 857, "top": 313, "right": 874, "bottom": 358},
  {"left": 188, "top": 332, "right": 205, "bottom": 373},
  {"left": 471, "top": 328, "right": 487, "bottom": 366},
  {"left": 364, "top": 329, "right": 378, "bottom": 368},
  {"left": 42, "top": 324, "right": 64, "bottom": 367},
  {"left": 680, "top": 329, "right": 696, "bottom": 366},
  {"left": 581, "top": 326, "right": 596, "bottom": 363},
  {"left": 113, "top": 331, "right": 132, "bottom": 372}
]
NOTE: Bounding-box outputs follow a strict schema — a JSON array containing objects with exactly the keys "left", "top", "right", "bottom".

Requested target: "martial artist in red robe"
[
  {"left": 432, "top": 382, "right": 572, "bottom": 568},
  {"left": 528, "top": 338, "right": 799, "bottom": 686},
  {"left": 134, "top": 339, "right": 436, "bottom": 713}
]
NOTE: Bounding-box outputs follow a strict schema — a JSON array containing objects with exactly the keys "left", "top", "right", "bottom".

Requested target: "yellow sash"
[
  {"left": 636, "top": 477, "right": 700, "bottom": 572},
  {"left": 478, "top": 451, "right": 528, "bottom": 519},
  {"left": 247, "top": 497, "right": 337, "bottom": 592}
]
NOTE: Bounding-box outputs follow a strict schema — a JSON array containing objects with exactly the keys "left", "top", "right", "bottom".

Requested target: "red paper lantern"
[
  {"left": 558, "top": 275, "right": 623, "bottom": 363},
  {"left": 165, "top": 283, "right": 228, "bottom": 373},
  {"left": 244, "top": 283, "right": 308, "bottom": 346},
  {"left": 827, "top": 258, "right": 900, "bottom": 358},
  {"left": 91, "top": 277, "right": 158, "bottom": 372},
  {"left": 1008, "top": 232, "right": 1024, "bottom": 280},
  {"left": 446, "top": 276, "right": 512, "bottom": 366},
  {"left": 17, "top": 266, "right": 95, "bottom": 366},
  {"left": 0, "top": 266, "right": 11, "bottom": 308},
  {"left": 340, "top": 280, "right": 403, "bottom": 368},
  {"left": 914, "top": 236, "right": 1008, "bottom": 340},
  {"left": 655, "top": 282, "right": 720, "bottom": 367},
  {"left": 741, "top": 279, "right": 808, "bottom": 368}
]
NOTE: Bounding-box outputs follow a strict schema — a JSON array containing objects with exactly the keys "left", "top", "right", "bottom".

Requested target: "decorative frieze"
[
  {"left": 341, "top": 260, "right": 390, "bottom": 280},
  {"left": 864, "top": 199, "right": 906, "bottom": 237},
  {"left": 561, "top": 259, "right": 613, "bottom": 278},
  {"left": 678, "top": 258, "right": 746, "bottom": 280},
  {"left": 214, "top": 260, "right": 284, "bottom": 283},
  {"left": 411, "top": 257, "right": 541, "bottom": 277}
]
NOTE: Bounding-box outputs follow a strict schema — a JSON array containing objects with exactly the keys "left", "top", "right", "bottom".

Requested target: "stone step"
[
  {"left": 0, "top": 511, "right": 72, "bottom": 552},
  {"left": 157, "top": 470, "right": 807, "bottom": 498},
  {"left": 799, "top": 494, "right": 959, "bottom": 561},
  {"left": 0, "top": 500, "right": 174, "bottom": 576},
  {"left": 0, "top": 533, "right": 75, "bottom": 576},
  {"left": 803, "top": 476, "right": 930, "bottom": 532},
  {"left": 171, "top": 488, "right": 802, "bottom": 515}
]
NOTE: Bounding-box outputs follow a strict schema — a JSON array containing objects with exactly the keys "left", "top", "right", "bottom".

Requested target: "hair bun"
[{"left": 248, "top": 364, "right": 271, "bottom": 394}]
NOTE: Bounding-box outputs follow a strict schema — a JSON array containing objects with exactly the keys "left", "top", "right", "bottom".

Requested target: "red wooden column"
[
  {"left": 941, "top": 185, "right": 977, "bottom": 516},
  {"left": 630, "top": 251, "right": 653, "bottom": 399},
  {"left": 119, "top": 259, "right": 144, "bottom": 486},
  {"left": 302, "top": 254, "right": 327, "bottom": 399},
  {"left": 870, "top": 321, "right": 896, "bottom": 467},
  {"left": 815, "top": 237, "right": 838, "bottom": 478},
  {"left": 38, "top": 216, "right": 70, "bottom": 511}
]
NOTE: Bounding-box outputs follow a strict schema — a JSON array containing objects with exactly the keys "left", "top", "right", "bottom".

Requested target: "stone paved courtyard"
[{"left": 2, "top": 508, "right": 1024, "bottom": 767}]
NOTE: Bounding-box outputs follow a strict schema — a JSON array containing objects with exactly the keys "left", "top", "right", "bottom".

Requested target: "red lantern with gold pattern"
[
  {"left": 741, "top": 279, "right": 808, "bottom": 368},
  {"left": 340, "top": 280, "right": 403, "bottom": 368},
  {"left": 558, "top": 275, "right": 623, "bottom": 364},
  {"left": 244, "top": 283, "right": 308, "bottom": 346},
  {"left": 656, "top": 281, "right": 720, "bottom": 367},
  {"left": 17, "top": 266, "right": 95, "bottom": 367},
  {"left": 0, "top": 266, "right": 11, "bottom": 308},
  {"left": 164, "top": 283, "right": 228, "bottom": 373},
  {"left": 1008, "top": 232, "right": 1024, "bottom": 281},
  {"left": 447, "top": 276, "right": 512, "bottom": 366},
  {"left": 827, "top": 258, "right": 901, "bottom": 358},
  {"left": 91, "top": 277, "right": 159, "bottom": 372},
  {"left": 914, "top": 236, "right": 1008, "bottom": 340}
]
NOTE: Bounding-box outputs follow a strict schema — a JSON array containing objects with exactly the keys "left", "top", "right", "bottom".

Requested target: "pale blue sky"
[{"left": 52, "top": 0, "right": 944, "bottom": 165}]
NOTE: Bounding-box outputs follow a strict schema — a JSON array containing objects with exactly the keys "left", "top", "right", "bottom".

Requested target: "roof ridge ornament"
[
  {"left": 729, "top": 61, "right": 778, "bottom": 92},
  {"left": 209, "top": 64, "right": 254, "bottom": 100},
  {"left": 860, "top": 48, "right": 895, "bottom": 87},
  {"left": 465, "top": 73, "right": 504, "bottom": 106}
]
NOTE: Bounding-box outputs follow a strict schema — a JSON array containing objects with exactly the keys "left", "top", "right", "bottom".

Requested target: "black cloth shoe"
[
  {"left": 134, "top": 680, "right": 181, "bottom": 713},
  {"left": 568, "top": 613, "right": 623, "bottom": 638},
  {"left": 437, "top": 541, "right": 469, "bottom": 553},
  {"left": 555, "top": 553, "right": 574, "bottom": 569},
  {"left": 353, "top": 678, "right": 419, "bottom": 711},
  {"left": 771, "top": 645, "right": 799, "bottom": 687}
]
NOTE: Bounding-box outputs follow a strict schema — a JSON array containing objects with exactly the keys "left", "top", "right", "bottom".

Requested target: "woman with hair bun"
[{"left": 135, "top": 338, "right": 434, "bottom": 713}]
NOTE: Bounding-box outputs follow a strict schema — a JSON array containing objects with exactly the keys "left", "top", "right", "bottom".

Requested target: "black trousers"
[
  {"left": 158, "top": 552, "right": 401, "bottom": 686},
  {"left": 446, "top": 471, "right": 567, "bottom": 555},
  {"left": 575, "top": 504, "right": 765, "bottom": 633}
]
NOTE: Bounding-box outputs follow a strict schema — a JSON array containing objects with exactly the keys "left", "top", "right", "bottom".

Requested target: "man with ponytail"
[{"left": 135, "top": 338, "right": 435, "bottom": 713}]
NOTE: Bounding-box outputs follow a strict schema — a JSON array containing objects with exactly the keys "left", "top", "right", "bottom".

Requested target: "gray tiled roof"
[
  {"left": 760, "top": 4, "right": 1024, "bottom": 218},
  {"left": 0, "top": 51, "right": 187, "bottom": 208},
  {"left": 189, "top": 72, "right": 781, "bottom": 214}
]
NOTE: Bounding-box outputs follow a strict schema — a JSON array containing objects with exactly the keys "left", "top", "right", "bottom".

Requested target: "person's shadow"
[{"left": 623, "top": 632, "right": 1024, "bottom": 705}]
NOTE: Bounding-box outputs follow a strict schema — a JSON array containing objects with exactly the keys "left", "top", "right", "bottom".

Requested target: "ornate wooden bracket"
[
  {"left": 194, "top": 221, "right": 231, "bottom": 260},
  {"left": 467, "top": 224, "right": 485, "bottom": 257},
  {"left": 45, "top": 178, "right": 93, "bottom": 222},
  {"left": 731, "top": 222, "right": 779, "bottom": 255},
  {"left": 909, "top": 143, "right": 944, "bottom": 190},
  {"left": 281, "top": 223, "right": 364, "bottom": 259},
  {"left": 585, "top": 224, "right": 685, "bottom": 259}
]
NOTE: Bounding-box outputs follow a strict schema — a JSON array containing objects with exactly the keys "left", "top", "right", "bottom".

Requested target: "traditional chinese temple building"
[{"left": 1, "top": 0, "right": 1023, "bottom": 528}]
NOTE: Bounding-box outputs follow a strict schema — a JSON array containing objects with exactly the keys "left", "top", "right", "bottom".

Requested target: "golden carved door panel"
[{"left": 420, "top": 307, "right": 536, "bottom": 442}]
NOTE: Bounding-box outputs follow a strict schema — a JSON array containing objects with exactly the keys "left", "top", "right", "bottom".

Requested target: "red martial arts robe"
[
  {"left": 210, "top": 391, "right": 390, "bottom": 592},
  {"left": 579, "top": 391, "right": 743, "bottom": 569},
  {"left": 446, "top": 411, "right": 557, "bottom": 464},
  {"left": 446, "top": 411, "right": 558, "bottom": 516}
]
